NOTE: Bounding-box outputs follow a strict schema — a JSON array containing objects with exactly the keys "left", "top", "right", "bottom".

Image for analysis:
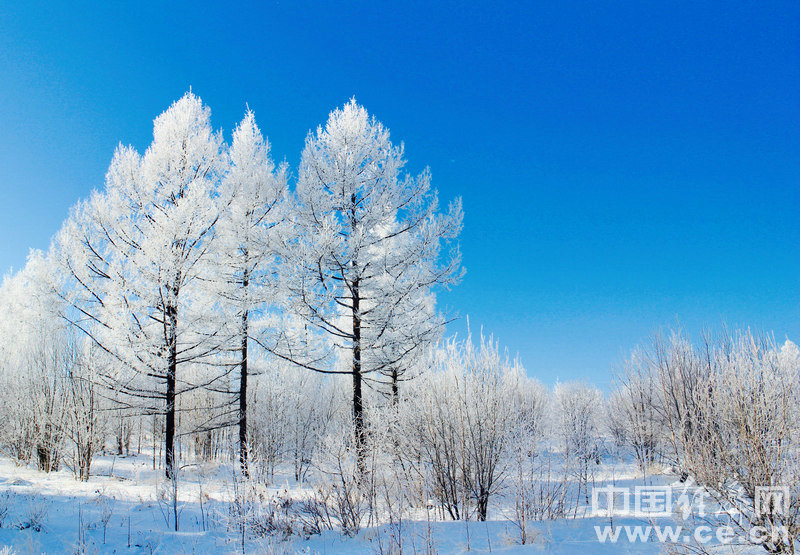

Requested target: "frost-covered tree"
[
  {"left": 0, "top": 263, "right": 37, "bottom": 464},
  {"left": 214, "top": 109, "right": 287, "bottom": 475},
  {"left": 610, "top": 346, "right": 666, "bottom": 474},
  {"left": 553, "top": 381, "right": 603, "bottom": 507},
  {"left": 401, "top": 334, "right": 522, "bottom": 521},
  {"left": 650, "top": 331, "right": 708, "bottom": 474},
  {"left": 678, "top": 332, "right": 800, "bottom": 552},
  {"left": 247, "top": 358, "right": 344, "bottom": 482},
  {"left": 62, "top": 342, "right": 104, "bottom": 481},
  {"left": 0, "top": 250, "right": 74, "bottom": 472},
  {"left": 610, "top": 329, "right": 800, "bottom": 551},
  {"left": 55, "top": 92, "right": 226, "bottom": 482},
  {"left": 281, "top": 99, "right": 463, "bottom": 466}
]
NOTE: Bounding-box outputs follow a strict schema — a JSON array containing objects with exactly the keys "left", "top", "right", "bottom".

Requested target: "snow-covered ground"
[{"left": 0, "top": 453, "right": 761, "bottom": 554}]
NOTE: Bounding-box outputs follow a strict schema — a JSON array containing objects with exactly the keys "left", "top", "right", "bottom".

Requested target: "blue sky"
[{"left": 1, "top": 1, "right": 798, "bottom": 387}]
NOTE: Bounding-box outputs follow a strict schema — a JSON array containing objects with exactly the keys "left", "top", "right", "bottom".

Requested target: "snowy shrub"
[
  {"left": 134, "top": 532, "right": 160, "bottom": 555},
  {"left": 247, "top": 364, "right": 343, "bottom": 484},
  {"left": 506, "top": 379, "right": 556, "bottom": 542},
  {"left": 614, "top": 330, "right": 800, "bottom": 553},
  {"left": 609, "top": 347, "right": 668, "bottom": 474},
  {"left": 680, "top": 333, "right": 800, "bottom": 552},
  {"left": 89, "top": 493, "right": 116, "bottom": 544},
  {"left": 294, "top": 493, "right": 334, "bottom": 536},
  {"left": 306, "top": 431, "right": 374, "bottom": 536},
  {"left": 156, "top": 473, "right": 182, "bottom": 531},
  {"left": 553, "top": 381, "right": 604, "bottom": 510},
  {"left": 17, "top": 494, "right": 49, "bottom": 532},
  {"left": 224, "top": 476, "right": 299, "bottom": 547},
  {"left": 400, "top": 334, "right": 525, "bottom": 521}
]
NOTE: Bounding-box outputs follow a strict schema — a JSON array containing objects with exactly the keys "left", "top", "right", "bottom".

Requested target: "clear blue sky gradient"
[{"left": 1, "top": 1, "right": 798, "bottom": 387}]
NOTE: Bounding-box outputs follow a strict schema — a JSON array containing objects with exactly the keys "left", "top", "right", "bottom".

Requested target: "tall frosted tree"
[
  {"left": 281, "top": 99, "right": 463, "bottom": 466},
  {"left": 55, "top": 92, "right": 225, "bottom": 482},
  {"left": 214, "top": 110, "right": 286, "bottom": 475}
]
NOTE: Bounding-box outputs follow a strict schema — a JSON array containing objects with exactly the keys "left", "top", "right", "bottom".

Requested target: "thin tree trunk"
[
  {"left": 152, "top": 414, "right": 157, "bottom": 470},
  {"left": 239, "top": 304, "right": 249, "bottom": 476},
  {"left": 165, "top": 298, "right": 178, "bottom": 480},
  {"left": 352, "top": 277, "right": 366, "bottom": 473},
  {"left": 349, "top": 193, "right": 366, "bottom": 474}
]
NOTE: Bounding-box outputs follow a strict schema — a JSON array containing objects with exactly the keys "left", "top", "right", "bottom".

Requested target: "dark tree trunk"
[
  {"left": 352, "top": 277, "right": 366, "bottom": 473},
  {"left": 477, "top": 489, "right": 489, "bottom": 521},
  {"left": 239, "top": 304, "right": 249, "bottom": 477},
  {"left": 36, "top": 423, "right": 59, "bottom": 473},
  {"left": 391, "top": 368, "right": 399, "bottom": 404},
  {"left": 165, "top": 298, "right": 178, "bottom": 480}
]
